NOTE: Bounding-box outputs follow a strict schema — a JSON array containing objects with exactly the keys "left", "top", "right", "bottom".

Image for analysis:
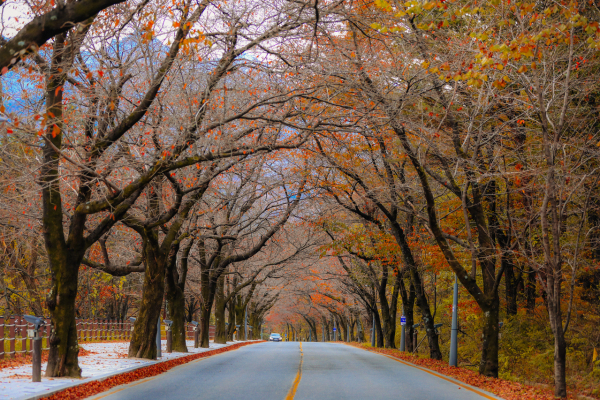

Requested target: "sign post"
[
  {"left": 371, "top": 314, "right": 375, "bottom": 347},
  {"left": 164, "top": 320, "right": 173, "bottom": 353},
  {"left": 244, "top": 303, "right": 248, "bottom": 341},
  {"left": 449, "top": 274, "right": 459, "bottom": 367},
  {"left": 191, "top": 321, "right": 199, "bottom": 348},
  {"left": 24, "top": 316, "right": 44, "bottom": 382},
  {"left": 156, "top": 316, "right": 161, "bottom": 358},
  {"left": 400, "top": 314, "right": 406, "bottom": 352}
]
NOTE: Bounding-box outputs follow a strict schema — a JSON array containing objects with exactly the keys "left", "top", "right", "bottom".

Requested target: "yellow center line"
[
  {"left": 379, "top": 354, "right": 499, "bottom": 400},
  {"left": 285, "top": 343, "right": 303, "bottom": 400}
]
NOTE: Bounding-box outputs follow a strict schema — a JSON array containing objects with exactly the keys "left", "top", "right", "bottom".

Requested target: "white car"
[{"left": 269, "top": 333, "right": 282, "bottom": 342}]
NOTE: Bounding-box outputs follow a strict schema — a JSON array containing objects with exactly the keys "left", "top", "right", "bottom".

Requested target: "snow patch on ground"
[{"left": 0, "top": 340, "right": 244, "bottom": 400}]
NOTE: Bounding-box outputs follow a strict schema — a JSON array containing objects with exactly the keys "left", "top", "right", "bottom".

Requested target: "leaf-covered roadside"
[
  {"left": 0, "top": 347, "right": 96, "bottom": 372},
  {"left": 346, "top": 343, "right": 593, "bottom": 400},
  {"left": 39, "top": 341, "right": 263, "bottom": 400}
]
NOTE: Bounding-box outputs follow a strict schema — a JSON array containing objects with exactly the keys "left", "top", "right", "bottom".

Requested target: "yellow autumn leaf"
[{"left": 423, "top": 1, "right": 436, "bottom": 10}]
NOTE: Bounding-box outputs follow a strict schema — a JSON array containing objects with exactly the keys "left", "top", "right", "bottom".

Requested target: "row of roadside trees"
[{"left": 1, "top": 0, "right": 600, "bottom": 398}]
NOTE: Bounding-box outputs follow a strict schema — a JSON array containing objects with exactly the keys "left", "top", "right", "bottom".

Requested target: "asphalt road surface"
[{"left": 89, "top": 342, "right": 502, "bottom": 400}]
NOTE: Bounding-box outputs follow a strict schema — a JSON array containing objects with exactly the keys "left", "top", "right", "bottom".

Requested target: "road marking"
[
  {"left": 285, "top": 343, "right": 303, "bottom": 400},
  {"left": 379, "top": 353, "right": 500, "bottom": 400}
]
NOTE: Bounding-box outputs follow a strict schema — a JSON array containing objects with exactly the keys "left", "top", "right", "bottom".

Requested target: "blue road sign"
[
  {"left": 400, "top": 316, "right": 406, "bottom": 325},
  {"left": 333, "top": 327, "right": 336, "bottom": 331}
]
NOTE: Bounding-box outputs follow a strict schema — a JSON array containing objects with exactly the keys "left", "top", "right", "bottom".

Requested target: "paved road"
[{"left": 89, "top": 342, "right": 502, "bottom": 400}]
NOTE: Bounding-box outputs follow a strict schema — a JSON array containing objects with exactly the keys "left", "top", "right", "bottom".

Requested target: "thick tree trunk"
[
  {"left": 198, "top": 303, "right": 212, "bottom": 348},
  {"left": 388, "top": 221, "right": 441, "bottom": 358},
  {"left": 504, "top": 258, "right": 519, "bottom": 316},
  {"left": 165, "top": 244, "right": 188, "bottom": 353},
  {"left": 552, "top": 321, "right": 568, "bottom": 398},
  {"left": 214, "top": 276, "right": 227, "bottom": 344},
  {"left": 498, "top": 229, "right": 519, "bottom": 317},
  {"left": 234, "top": 295, "right": 246, "bottom": 340},
  {"left": 526, "top": 266, "right": 537, "bottom": 313},
  {"left": 43, "top": 33, "right": 84, "bottom": 378},
  {"left": 337, "top": 314, "right": 346, "bottom": 342},
  {"left": 479, "top": 296, "right": 500, "bottom": 377},
  {"left": 129, "top": 239, "right": 164, "bottom": 359},
  {"left": 547, "top": 274, "right": 567, "bottom": 397},
  {"left": 408, "top": 267, "right": 442, "bottom": 359},
  {"left": 309, "top": 320, "right": 318, "bottom": 342},
  {"left": 373, "top": 309, "right": 384, "bottom": 347},
  {"left": 380, "top": 300, "right": 395, "bottom": 348},
  {"left": 322, "top": 318, "right": 330, "bottom": 341},
  {"left": 227, "top": 302, "right": 236, "bottom": 341},
  {"left": 250, "top": 313, "right": 262, "bottom": 339},
  {"left": 382, "top": 272, "right": 401, "bottom": 348},
  {"left": 399, "top": 278, "right": 416, "bottom": 352},
  {"left": 45, "top": 256, "right": 83, "bottom": 377},
  {"left": 165, "top": 284, "right": 187, "bottom": 352},
  {"left": 357, "top": 317, "right": 365, "bottom": 342},
  {"left": 378, "top": 269, "right": 395, "bottom": 348}
]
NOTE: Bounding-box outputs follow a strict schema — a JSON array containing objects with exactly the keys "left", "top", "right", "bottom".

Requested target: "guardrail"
[{"left": 1, "top": 316, "right": 216, "bottom": 359}]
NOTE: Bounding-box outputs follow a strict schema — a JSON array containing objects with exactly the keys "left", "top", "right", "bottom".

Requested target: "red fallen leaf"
[{"left": 40, "top": 342, "right": 264, "bottom": 400}]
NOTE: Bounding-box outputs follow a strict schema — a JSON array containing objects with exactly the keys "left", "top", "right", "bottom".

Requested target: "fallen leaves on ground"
[
  {"left": 0, "top": 347, "right": 97, "bottom": 371},
  {"left": 0, "top": 352, "right": 49, "bottom": 371},
  {"left": 345, "top": 343, "right": 590, "bottom": 400},
  {"left": 40, "top": 342, "right": 264, "bottom": 400}
]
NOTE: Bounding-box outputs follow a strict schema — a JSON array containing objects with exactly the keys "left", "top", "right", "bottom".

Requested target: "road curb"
[
  {"left": 343, "top": 343, "right": 505, "bottom": 400},
  {"left": 15, "top": 341, "right": 263, "bottom": 400}
]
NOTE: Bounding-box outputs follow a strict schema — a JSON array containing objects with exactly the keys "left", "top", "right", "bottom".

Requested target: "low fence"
[{"left": 0, "top": 316, "right": 216, "bottom": 359}]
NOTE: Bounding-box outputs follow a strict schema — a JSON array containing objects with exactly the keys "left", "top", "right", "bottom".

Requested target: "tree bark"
[
  {"left": 480, "top": 297, "right": 500, "bottom": 377},
  {"left": 398, "top": 276, "right": 416, "bottom": 352},
  {"left": 43, "top": 32, "right": 84, "bottom": 378},
  {"left": 503, "top": 258, "right": 519, "bottom": 316},
  {"left": 526, "top": 266, "right": 537, "bottom": 312},
  {"left": 373, "top": 308, "right": 384, "bottom": 347},
  {"left": 389, "top": 222, "right": 442, "bottom": 359},
  {"left": 198, "top": 267, "right": 215, "bottom": 348},
  {"left": 226, "top": 297, "right": 236, "bottom": 341},
  {"left": 165, "top": 239, "right": 192, "bottom": 353},
  {"left": 214, "top": 275, "right": 227, "bottom": 344},
  {"left": 45, "top": 256, "right": 82, "bottom": 377},
  {"left": 166, "top": 287, "right": 188, "bottom": 352},
  {"left": 128, "top": 237, "right": 164, "bottom": 359},
  {"left": 0, "top": 0, "right": 127, "bottom": 73}
]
